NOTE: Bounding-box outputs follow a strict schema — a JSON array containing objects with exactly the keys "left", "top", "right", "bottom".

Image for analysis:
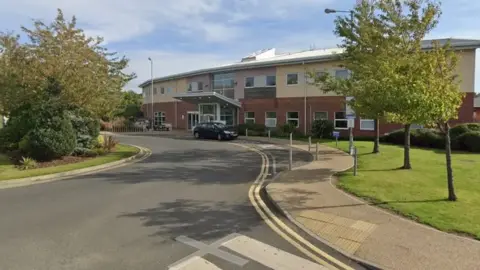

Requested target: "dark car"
[{"left": 193, "top": 122, "right": 238, "bottom": 141}]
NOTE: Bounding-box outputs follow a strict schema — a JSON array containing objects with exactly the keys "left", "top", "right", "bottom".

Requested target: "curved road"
[{"left": 0, "top": 135, "right": 362, "bottom": 270}]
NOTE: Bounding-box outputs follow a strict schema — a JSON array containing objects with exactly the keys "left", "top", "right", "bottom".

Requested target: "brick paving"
[{"left": 240, "top": 137, "right": 480, "bottom": 270}]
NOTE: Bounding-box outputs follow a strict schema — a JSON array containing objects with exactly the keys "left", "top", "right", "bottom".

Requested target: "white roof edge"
[
  {"left": 139, "top": 38, "right": 480, "bottom": 88},
  {"left": 172, "top": 91, "right": 241, "bottom": 107}
]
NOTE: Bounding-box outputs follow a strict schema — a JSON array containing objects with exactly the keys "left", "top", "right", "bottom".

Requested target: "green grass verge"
[
  {"left": 322, "top": 140, "right": 480, "bottom": 239},
  {"left": 0, "top": 144, "right": 139, "bottom": 181}
]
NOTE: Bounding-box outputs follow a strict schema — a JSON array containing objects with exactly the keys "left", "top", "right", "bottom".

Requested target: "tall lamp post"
[
  {"left": 325, "top": 7, "right": 355, "bottom": 155},
  {"left": 148, "top": 57, "right": 154, "bottom": 130}
]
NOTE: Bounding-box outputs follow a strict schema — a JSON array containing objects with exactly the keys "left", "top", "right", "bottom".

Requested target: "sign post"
[
  {"left": 346, "top": 114, "right": 355, "bottom": 155},
  {"left": 332, "top": 131, "right": 340, "bottom": 147}
]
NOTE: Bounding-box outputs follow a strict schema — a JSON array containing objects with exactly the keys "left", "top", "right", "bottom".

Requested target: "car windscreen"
[{"left": 214, "top": 123, "right": 226, "bottom": 129}]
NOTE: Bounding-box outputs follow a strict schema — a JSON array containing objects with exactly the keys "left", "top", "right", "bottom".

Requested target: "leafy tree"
[
  {"left": 0, "top": 9, "right": 136, "bottom": 117},
  {"left": 375, "top": 0, "right": 442, "bottom": 170},
  {"left": 114, "top": 90, "right": 143, "bottom": 119},
  {"left": 418, "top": 41, "right": 464, "bottom": 201},
  {"left": 311, "top": 1, "right": 401, "bottom": 153}
]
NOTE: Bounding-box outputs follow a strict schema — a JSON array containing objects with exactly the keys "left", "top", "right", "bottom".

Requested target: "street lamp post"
[
  {"left": 148, "top": 57, "right": 154, "bottom": 130},
  {"left": 325, "top": 7, "right": 355, "bottom": 154}
]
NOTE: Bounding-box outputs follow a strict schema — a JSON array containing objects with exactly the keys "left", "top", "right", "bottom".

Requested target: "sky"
[{"left": 1, "top": 0, "right": 480, "bottom": 93}]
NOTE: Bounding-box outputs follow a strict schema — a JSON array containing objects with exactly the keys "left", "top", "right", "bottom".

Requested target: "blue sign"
[
  {"left": 332, "top": 131, "right": 340, "bottom": 138},
  {"left": 346, "top": 114, "right": 356, "bottom": 119}
]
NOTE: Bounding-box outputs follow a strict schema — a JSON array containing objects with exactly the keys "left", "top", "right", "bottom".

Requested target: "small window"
[
  {"left": 286, "top": 112, "right": 299, "bottom": 128},
  {"left": 245, "top": 77, "right": 254, "bottom": 88},
  {"left": 265, "top": 112, "right": 277, "bottom": 128},
  {"left": 286, "top": 73, "right": 298, "bottom": 85},
  {"left": 160, "top": 87, "right": 165, "bottom": 94},
  {"left": 153, "top": 87, "right": 158, "bottom": 95},
  {"left": 244, "top": 112, "right": 255, "bottom": 124},
  {"left": 266, "top": 76, "right": 276, "bottom": 86},
  {"left": 198, "top": 82, "right": 203, "bottom": 91},
  {"left": 335, "top": 69, "right": 350, "bottom": 79},
  {"left": 334, "top": 111, "right": 348, "bottom": 129},
  {"left": 360, "top": 118, "right": 375, "bottom": 131},
  {"left": 314, "top": 111, "right": 328, "bottom": 120},
  {"left": 167, "top": 87, "right": 172, "bottom": 93},
  {"left": 188, "top": 84, "right": 192, "bottom": 92}
]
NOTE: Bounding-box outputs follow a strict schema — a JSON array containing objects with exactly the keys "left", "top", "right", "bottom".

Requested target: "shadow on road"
[
  {"left": 94, "top": 148, "right": 262, "bottom": 185},
  {"left": 118, "top": 198, "right": 261, "bottom": 241}
]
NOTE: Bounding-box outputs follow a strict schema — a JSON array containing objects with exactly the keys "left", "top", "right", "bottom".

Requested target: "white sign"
[{"left": 347, "top": 119, "right": 355, "bottom": 128}]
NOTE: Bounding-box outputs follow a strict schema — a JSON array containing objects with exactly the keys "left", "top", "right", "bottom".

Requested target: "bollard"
[
  {"left": 315, "top": 142, "right": 319, "bottom": 161},
  {"left": 289, "top": 132, "right": 293, "bottom": 170},
  {"left": 268, "top": 129, "right": 271, "bottom": 140},
  {"left": 246, "top": 128, "right": 248, "bottom": 137},
  {"left": 289, "top": 132, "right": 293, "bottom": 146},
  {"left": 353, "top": 147, "right": 358, "bottom": 176},
  {"left": 308, "top": 136, "right": 311, "bottom": 152}
]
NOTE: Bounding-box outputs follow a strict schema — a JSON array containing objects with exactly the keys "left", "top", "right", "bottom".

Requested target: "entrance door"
[{"left": 187, "top": 112, "right": 199, "bottom": 130}]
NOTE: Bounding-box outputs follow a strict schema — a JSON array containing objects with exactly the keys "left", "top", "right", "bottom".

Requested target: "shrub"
[
  {"left": 67, "top": 108, "right": 100, "bottom": 149},
  {"left": 0, "top": 126, "right": 19, "bottom": 152},
  {"left": 311, "top": 120, "right": 334, "bottom": 139},
  {"left": 236, "top": 123, "right": 266, "bottom": 136},
  {"left": 456, "top": 131, "right": 480, "bottom": 152},
  {"left": 383, "top": 128, "right": 444, "bottom": 149},
  {"left": 102, "top": 135, "right": 118, "bottom": 152},
  {"left": 94, "top": 148, "right": 107, "bottom": 156},
  {"left": 21, "top": 116, "right": 77, "bottom": 161},
  {"left": 72, "top": 147, "right": 98, "bottom": 157},
  {"left": 17, "top": 157, "right": 38, "bottom": 170}
]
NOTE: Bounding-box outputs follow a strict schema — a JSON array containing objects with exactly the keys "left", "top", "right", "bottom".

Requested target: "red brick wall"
[{"left": 142, "top": 92, "right": 475, "bottom": 135}]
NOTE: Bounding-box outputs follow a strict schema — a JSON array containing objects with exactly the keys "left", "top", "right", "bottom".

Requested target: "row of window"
[{"left": 244, "top": 111, "right": 375, "bottom": 130}]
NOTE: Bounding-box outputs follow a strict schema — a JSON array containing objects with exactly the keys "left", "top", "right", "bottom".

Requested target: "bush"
[
  {"left": 383, "top": 128, "right": 444, "bottom": 149},
  {"left": 236, "top": 123, "right": 266, "bottom": 136},
  {"left": 0, "top": 126, "right": 19, "bottom": 152},
  {"left": 94, "top": 147, "right": 107, "bottom": 156},
  {"left": 311, "top": 119, "right": 334, "bottom": 139},
  {"left": 21, "top": 116, "right": 77, "bottom": 161},
  {"left": 67, "top": 107, "right": 100, "bottom": 149},
  {"left": 456, "top": 131, "right": 480, "bottom": 152},
  {"left": 72, "top": 147, "right": 98, "bottom": 157},
  {"left": 17, "top": 157, "right": 38, "bottom": 170},
  {"left": 102, "top": 135, "right": 118, "bottom": 152}
]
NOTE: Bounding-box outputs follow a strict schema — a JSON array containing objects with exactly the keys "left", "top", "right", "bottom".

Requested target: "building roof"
[
  {"left": 475, "top": 95, "right": 480, "bottom": 108},
  {"left": 138, "top": 38, "right": 480, "bottom": 88}
]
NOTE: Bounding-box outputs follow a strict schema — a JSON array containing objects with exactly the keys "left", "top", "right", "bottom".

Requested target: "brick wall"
[{"left": 142, "top": 92, "right": 475, "bottom": 134}]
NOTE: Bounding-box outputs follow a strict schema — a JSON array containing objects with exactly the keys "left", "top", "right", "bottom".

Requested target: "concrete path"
[{"left": 243, "top": 137, "right": 480, "bottom": 270}]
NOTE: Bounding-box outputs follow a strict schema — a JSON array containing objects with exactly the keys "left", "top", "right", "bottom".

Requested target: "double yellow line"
[{"left": 233, "top": 143, "right": 354, "bottom": 270}]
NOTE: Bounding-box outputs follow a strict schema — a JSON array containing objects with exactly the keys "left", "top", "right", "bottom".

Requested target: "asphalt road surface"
[{"left": 0, "top": 134, "right": 363, "bottom": 270}]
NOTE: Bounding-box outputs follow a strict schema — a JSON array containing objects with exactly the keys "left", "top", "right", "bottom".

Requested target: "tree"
[
  {"left": 112, "top": 90, "right": 143, "bottom": 120},
  {"left": 311, "top": 1, "right": 402, "bottom": 154},
  {"left": 418, "top": 41, "right": 463, "bottom": 201},
  {"left": 0, "top": 9, "right": 136, "bottom": 117},
  {"left": 376, "top": 0, "right": 442, "bottom": 170}
]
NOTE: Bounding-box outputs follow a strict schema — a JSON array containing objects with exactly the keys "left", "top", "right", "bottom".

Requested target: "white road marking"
[
  {"left": 258, "top": 144, "right": 284, "bottom": 150},
  {"left": 222, "top": 234, "right": 329, "bottom": 270},
  {"left": 169, "top": 256, "right": 222, "bottom": 270}
]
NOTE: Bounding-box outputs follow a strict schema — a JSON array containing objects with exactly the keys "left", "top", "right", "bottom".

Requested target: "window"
[
  {"left": 334, "top": 111, "right": 348, "bottom": 129},
  {"left": 286, "top": 112, "right": 299, "bottom": 128},
  {"left": 154, "top": 112, "right": 166, "bottom": 126},
  {"left": 244, "top": 112, "right": 255, "bottom": 124},
  {"left": 411, "top": 123, "right": 424, "bottom": 129},
  {"left": 167, "top": 87, "right": 172, "bottom": 93},
  {"left": 153, "top": 87, "right": 158, "bottom": 95},
  {"left": 360, "top": 118, "right": 375, "bottom": 131},
  {"left": 335, "top": 69, "right": 350, "bottom": 79},
  {"left": 314, "top": 111, "right": 328, "bottom": 120},
  {"left": 266, "top": 76, "right": 276, "bottom": 86},
  {"left": 188, "top": 83, "right": 192, "bottom": 92},
  {"left": 265, "top": 112, "right": 277, "bottom": 128},
  {"left": 160, "top": 87, "right": 165, "bottom": 94},
  {"left": 286, "top": 73, "right": 299, "bottom": 85},
  {"left": 198, "top": 82, "right": 203, "bottom": 91},
  {"left": 245, "top": 77, "right": 254, "bottom": 88}
]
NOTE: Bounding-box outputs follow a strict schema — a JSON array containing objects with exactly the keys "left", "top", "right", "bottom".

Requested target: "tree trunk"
[
  {"left": 444, "top": 122, "right": 457, "bottom": 201},
  {"left": 402, "top": 124, "right": 412, "bottom": 169},
  {"left": 373, "top": 118, "right": 380, "bottom": 153}
]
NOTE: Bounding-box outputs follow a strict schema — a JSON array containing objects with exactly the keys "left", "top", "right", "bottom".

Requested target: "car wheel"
[
  {"left": 217, "top": 133, "right": 222, "bottom": 141},
  {"left": 194, "top": 132, "right": 200, "bottom": 139}
]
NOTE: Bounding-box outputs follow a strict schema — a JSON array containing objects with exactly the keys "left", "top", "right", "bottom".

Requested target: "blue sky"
[{"left": 1, "top": 0, "right": 479, "bottom": 92}]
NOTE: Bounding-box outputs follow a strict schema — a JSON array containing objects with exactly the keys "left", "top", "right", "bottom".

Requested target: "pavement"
[
  {"left": 243, "top": 136, "right": 480, "bottom": 270},
  {"left": 0, "top": 133, "right": 363, "bottom": 270}
]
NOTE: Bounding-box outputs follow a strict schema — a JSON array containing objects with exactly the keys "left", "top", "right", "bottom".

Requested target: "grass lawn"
[
  {"left": 0, "top": 144, "right": 139, "bottom": 181},
  {"left": 323, "top": 140, "right": 480, "bottom": 239}
]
